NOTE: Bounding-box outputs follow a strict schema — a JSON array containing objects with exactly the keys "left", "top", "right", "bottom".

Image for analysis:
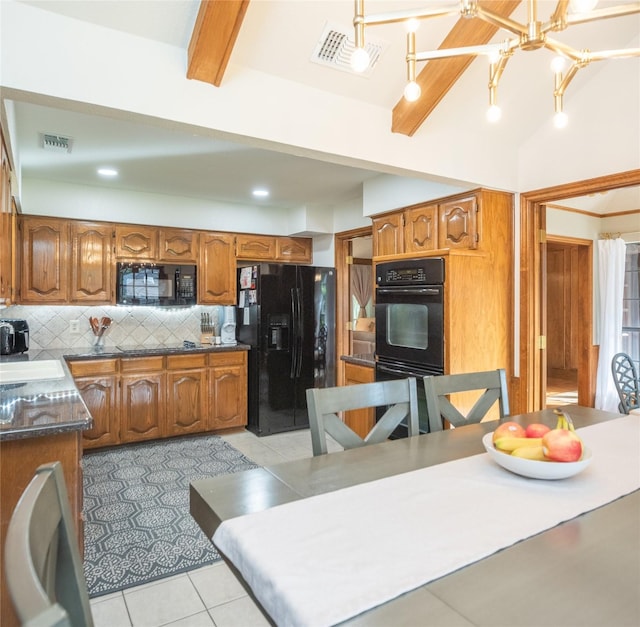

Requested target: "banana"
[
  {"left": 511, "top": 446, "right": 549, "bottom": 461},
  {"left": 553, "top": 408, "right": 576, "bottom": 431},
  {"left": 494, "top": 436, "right": 543, "bottom": 452}
]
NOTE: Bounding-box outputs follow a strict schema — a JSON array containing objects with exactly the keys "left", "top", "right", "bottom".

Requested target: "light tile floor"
[{"left": 89, "top": 427, "right": 342, "bottom": 627}]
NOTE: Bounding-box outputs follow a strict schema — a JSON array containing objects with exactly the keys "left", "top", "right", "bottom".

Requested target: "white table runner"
[{"left": 213, "top": 416, "right": 640, "bottom": 627}]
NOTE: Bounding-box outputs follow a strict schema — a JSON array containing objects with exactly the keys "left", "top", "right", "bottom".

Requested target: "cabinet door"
[
  {"left": 236, "top": 234, "right": 277, "bottom": 260},
  {"left": 75, "top": 375, "right": 119, "bottom": 448},
  {"left": 199, "top": 231, "right": 236, "bottom": 304},
  {"left": 439, "top": 196, "right": 478, "bottom": 250},
  {"left": 404, "top": 204, "right": 438, "bottom": 253},
  {"left": 120, "top": 372, "right": 165, "bottom": 442},
  {"left": 70, "top": 221, "right": 113, "bottom": 303},
  {"left": 166, "top": 368, "right": 207, "bottom": 435},
  {"left": 159, "top": 228, "right": 199, "bottom": 263},
  {"left": 372, "top": 213, "right": 403, "bottom": 257},
  {"left": 343, "top": 362, "right": 375, "bottom": 438},
  {"left": 115, "top": 225, "right": 158, "bottom": 260},
  {"left": 276, "top": 237, "right": 312, "bottom": 263},
  {"left": 209, "top": 352, "right": 247, "bottom": 430},
  {"left": 20, "top": 216, "right": 69, "bottom": 303}
]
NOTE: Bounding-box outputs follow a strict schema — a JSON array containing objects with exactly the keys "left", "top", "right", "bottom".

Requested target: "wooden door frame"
[
  {"left": 334, "top": 226, "right": 372, "bottom": 386},
  {"left": 518, "top": 168, "right": 640, "bottom": 412}
]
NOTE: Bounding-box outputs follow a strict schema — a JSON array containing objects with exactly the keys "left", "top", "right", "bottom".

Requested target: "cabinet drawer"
[
  {"left": 120, "top": 356, "right": 164, "bottom": 373},
  {"left": 67, "top": 358, "right": 118, "bottom": 377},
  {"left": 166, "top": 353, "right": 208, "bottom": 370},
  {"left": 208, "top": 350, "right": 247, "bottom": 367}
]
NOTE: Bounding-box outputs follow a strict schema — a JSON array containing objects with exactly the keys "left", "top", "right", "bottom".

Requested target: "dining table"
[{"left": 190, "top": 406, "right": 639, "bottom": 626}]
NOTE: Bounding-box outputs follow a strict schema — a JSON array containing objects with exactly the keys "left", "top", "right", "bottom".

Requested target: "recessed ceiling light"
[
  {"left": 97, "top": 167, "right": 118, "bottom": 177},
  {"left": 252, "top": 188, "right": 269, "bottom": 198}
]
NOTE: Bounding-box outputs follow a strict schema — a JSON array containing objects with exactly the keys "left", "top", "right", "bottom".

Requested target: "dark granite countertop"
[
  {"left": 0, "top": 343, "right": 250, "bottom": 441},
  {"left": 340, "top": 353, "right": 375, "bottom": 367}
]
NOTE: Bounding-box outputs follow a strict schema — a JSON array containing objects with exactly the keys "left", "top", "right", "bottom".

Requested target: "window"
[{"left": 622, "top": 242, "right": 640, "bottom": 371}]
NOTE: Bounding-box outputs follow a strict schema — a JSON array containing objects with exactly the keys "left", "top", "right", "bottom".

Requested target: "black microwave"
[{"left": 116, "top": 263, "right": 197, "bottom": 307}]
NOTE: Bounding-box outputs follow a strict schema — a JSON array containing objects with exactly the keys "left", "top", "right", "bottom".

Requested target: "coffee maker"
[{"left": 0, "top": 319, "right": 29, "bottom": 354}]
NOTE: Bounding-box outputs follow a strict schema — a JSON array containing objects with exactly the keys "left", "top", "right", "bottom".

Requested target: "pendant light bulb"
[
  {"left": 569, "top": 0, "right": 598, "bottom": 14},
  {"left": 403, "top": 80, "right": 421, "bottom": 102},
  {"left": 550, "top": 56, "right": 567, "bottom": 74},
  {"left": 486, "top": 104, "right": 502, "bottom": 123},
  {"left": 405, "top": 18, "right": 419, "bottom": 33},
  {"left": 554, "top": 111, "right": 569, "bottom": 129},
  {"left": 351, "top": 47, "right": 370, "bottom": 73}
]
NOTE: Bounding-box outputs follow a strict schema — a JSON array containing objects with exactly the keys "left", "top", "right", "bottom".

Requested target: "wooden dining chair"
[
  {"left": 611, "top": 352, "right": 640, "bottom": 414},
  {"left": 423, "top": 369, "right": 510, "bottom": 432},
  {"left": 4, "top": 462, "right": 94, "bottom": 627},
  {"left": 306, "top": 378, "right": 420, "bottom": 456}
]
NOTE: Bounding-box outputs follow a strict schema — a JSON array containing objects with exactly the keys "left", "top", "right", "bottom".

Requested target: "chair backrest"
[
  {"left": 424, "top": 369, "right": 510, "bottom": 432},
  {"left": 4, "top": 462, "right": 94, "bottom": 627},
  {"left": 611, "top": 352, "right": 640, "bottom": 414},
  {"left": 306, "top": 378, "right": 420, "bottom": 456}
]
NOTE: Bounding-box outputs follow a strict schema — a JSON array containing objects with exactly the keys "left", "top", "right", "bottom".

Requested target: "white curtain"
[{"left": 594, "top": 238, "right": 626, "bottom": 412}]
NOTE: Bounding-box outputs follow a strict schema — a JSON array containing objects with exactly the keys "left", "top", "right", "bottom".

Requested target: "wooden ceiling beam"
[
  {"left": 187, "top": 0, "right": 251, "bottom": 86},
  {"left": 392, "top": 0, "right": 521, "bottom": 136}
]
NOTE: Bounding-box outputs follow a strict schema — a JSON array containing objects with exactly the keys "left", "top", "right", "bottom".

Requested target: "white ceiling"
[{"left": 10, "top": 0, "right": 640, "bottom": 214}]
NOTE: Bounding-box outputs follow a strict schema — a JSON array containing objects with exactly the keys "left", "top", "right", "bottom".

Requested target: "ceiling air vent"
[
  {"left": 41, "top": 133, "right": 73, "bottom": 154},
  {"left": 311, "top": 22, "right": 385, "bottom": 77}
]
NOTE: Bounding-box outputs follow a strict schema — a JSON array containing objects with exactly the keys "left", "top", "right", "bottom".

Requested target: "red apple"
[
  {"left": 542, "top": 429, "right": 583, "bottom": 462},
  {"left": 525, "top": 423, "right": 551, "bottom": 438},
  {"left": 492, "top": 421, "right": 526, "bottom": 443}
]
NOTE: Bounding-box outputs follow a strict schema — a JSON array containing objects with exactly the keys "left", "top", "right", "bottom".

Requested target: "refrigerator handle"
[
  {"left": 290, "top": 288, "right": 298, "bottom": 379},
  {"left": 295, "top": 287, "right": 303, "bottom": 378}
]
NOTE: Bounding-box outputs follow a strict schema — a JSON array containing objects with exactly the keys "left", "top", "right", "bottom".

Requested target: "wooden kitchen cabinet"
[
  {"left": 68, "top": 359, "right": 119, "bottom": 449},
  {"left": 236, "top": 234, "right": 277, "bottom": 260},
  {"left": 120, "top": 356, "right": 165, "bottom": 443},
  {"left": 372, "top": 213, "right": 404, "bottom": 257},
  {"left": 236, "top": 233, "right": 312, "bottom": 263},
  {"left": 438, "top": 196, "right": 478, "bottom": 250},
  {"left": 70, "top": 221, "right": 113, "bottom": 303},
  {"left": 276, "top": 237, "right": 312, "bottom": 263},
  {"left": 159, "top": 228, "right": 199, "bottom": 263},
  {"left": 208, "top": 351, "right": 247, "bottom": 430},
  {"left": 199, "top": 231, "right": 236, "bottom": 304},
  {"left": 115, "top": 224, "right": 158, "bottom": 260},
  {"left": 166, "top": 354, "right": 208, "bottom": 436},
  {"left": 19, "top": 216, "right": 69, "bottom": 303},
  {"left": 343, "top": 361, "right": 375, "bottom": 438}
]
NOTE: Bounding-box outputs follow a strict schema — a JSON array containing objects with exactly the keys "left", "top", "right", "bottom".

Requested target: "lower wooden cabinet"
[
  {"left": 68, "top": 350, "right": 248, "bottom": 448},
  {"left": 209, "top": 351, "right": 247, "bottom": 430},
  {"left": 342, "top": 361, "right": 375, "bottom": 438}
]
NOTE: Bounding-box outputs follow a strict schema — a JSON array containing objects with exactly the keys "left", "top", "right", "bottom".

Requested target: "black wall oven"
[{"left": 375, "top": 257, "right": 445, "bottom": 436}]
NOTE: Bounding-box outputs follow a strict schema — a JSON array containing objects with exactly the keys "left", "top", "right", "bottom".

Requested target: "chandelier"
[{"left": 351, "top": 0, "right": 640, "bottom": 127}]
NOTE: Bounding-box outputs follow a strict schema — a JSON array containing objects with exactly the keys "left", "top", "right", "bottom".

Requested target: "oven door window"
[{"left": 386, "top": 304, "right": 429, "bottom": 349}]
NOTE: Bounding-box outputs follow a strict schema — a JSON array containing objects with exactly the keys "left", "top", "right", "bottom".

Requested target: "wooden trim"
[
  {"left": 334, "top": 226, "right": 372, "bottom": 386},
  {"left": 392, "top": 0, "right": 521, "bottom": 136},
  {"left": 187, "top": 0, "right": 250, "bottom": 86},
  {"left": 518, "top": 168, "right": 640, "bottom": 412}
]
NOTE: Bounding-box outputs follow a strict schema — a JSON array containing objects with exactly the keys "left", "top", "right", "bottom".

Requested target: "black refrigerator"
[{"left": 237, "top": 263, "right": 336, "bottom": 436}]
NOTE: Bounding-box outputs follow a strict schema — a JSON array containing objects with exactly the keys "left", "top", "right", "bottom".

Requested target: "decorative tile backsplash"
[{"left": 0, "top": 305, "right": 228, "bottom": 351}]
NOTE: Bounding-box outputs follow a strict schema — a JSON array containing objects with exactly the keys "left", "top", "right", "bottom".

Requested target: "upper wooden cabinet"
[
  {"left": 236, "top": 234, "right": 277, "bottom": 260},
  {"left": 199, "top": 231, "right": 236, "bottom": 304},
  {"left": 70, "top": 221, "right": 113, "bottom": 303},
  {"left": 20, "top": 216, "right": 69, "bottom": 304},
  {"left": 372, "top": 189, "right": 510, "bottom": 259},
  {"left": 20, "top": 216, "right": 113, "bottom": 305},
  {"left": 236, "top": 233, "right": 312, "bottom": 263},
  {"left": 158, "top": 228, "right": 199, "bottom": 263},
  {"left": 276, "top": 237, "right": 312, "bottom": 263},
  {"left": 115, "top": 225, "right": 157, "bottom": 260}
]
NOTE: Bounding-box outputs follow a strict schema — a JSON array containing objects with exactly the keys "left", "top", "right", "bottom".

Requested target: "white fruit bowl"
[{"left": 482, "top": 433, "right": 593, "bottom": 480}]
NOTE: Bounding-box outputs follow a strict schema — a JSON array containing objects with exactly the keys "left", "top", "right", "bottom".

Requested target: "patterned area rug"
[{"left": 82, "top": 434, "right": 258, "bottom": 597}]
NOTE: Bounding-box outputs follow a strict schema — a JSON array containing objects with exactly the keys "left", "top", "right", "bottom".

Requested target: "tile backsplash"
[{"left": 0, "top": 304, "right": 228, "bottom": 351}]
